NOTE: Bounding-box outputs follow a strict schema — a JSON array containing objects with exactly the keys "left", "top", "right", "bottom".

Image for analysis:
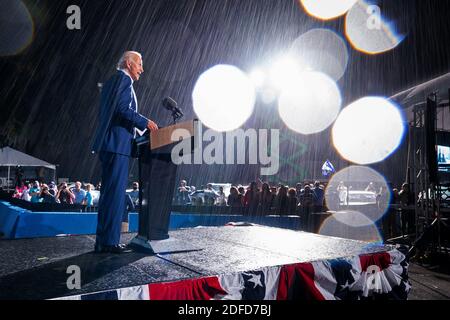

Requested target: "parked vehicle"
[
  {"left": 208, "top": 183, "right": 232, "bottom": 197},
  {"left": 346, "top": 190, "right": 377, "bottom": 205}
]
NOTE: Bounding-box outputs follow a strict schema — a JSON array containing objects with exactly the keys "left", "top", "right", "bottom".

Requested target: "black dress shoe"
[{"left": 101, "top": 245, "right": 132, "bottom": 254}]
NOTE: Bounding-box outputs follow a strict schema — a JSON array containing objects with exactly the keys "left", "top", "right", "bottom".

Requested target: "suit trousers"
[{"left": 96, "top": 151, "right": 130, "bottom": 246}]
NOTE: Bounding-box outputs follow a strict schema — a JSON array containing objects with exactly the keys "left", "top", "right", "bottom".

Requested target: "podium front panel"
[{"left": 138, "top": 149, "right": 178, "bottom": 241}]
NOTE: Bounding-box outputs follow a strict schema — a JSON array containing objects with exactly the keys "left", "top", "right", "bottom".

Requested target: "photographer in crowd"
[
  {"left": 39, "top": 184, "right": 57, "bottom": 204},
  {"left": 56, "top": 182, "right": 75, "bottom": 204}
]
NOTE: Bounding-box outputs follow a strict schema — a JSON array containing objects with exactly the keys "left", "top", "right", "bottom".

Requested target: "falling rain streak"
[{"left": 0, "top": 0, "right": 448, "bottom": 243}]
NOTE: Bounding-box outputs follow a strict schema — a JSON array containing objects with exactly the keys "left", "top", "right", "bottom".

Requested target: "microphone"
[{"left": 162, "top": 97, "right": 184, "bottom": 117}]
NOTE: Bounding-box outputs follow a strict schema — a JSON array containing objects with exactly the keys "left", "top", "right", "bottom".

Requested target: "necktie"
[
  {"left": 131, "top": 85, "right": 147, "bottom": 137},
  {"left": 131, "top": 86, "right": 138, "bottom": 112},
  {"left": 132, "top": 86, "right": 138, "bottom": 138}
]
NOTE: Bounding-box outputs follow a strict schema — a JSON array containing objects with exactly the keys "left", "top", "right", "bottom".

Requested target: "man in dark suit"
[{"left": 92, "top": 51, "right": 158, "bottom": 253}]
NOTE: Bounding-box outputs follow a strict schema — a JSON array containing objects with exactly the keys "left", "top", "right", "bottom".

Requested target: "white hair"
[{"left": 117, "top": 51, "right": 142, "bottom": 70}]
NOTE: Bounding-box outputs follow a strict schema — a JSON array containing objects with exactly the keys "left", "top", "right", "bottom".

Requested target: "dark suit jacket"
[{"left": 92, "top": 70, "right": 149, "bottom": 156}]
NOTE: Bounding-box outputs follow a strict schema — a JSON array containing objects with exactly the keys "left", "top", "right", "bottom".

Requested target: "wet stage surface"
[{"left": 0, "top": 225, "right": 391, "bottom": 300}]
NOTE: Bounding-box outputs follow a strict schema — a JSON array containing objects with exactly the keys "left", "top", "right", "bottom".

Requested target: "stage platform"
[{"left": 0, "top": 225, "right": 410, "bottom": 300}]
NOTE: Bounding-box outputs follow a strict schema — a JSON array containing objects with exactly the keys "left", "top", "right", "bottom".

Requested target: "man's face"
[
  {"left": 75, "top": 182, "right": 81, "bottom": 190},
  {"left": 127, "top": 55, "right": 144, "bottom": 81}
]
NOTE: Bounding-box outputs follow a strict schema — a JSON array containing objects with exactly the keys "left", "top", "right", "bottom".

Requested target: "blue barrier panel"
[
  {"left": 1, "top": 201, "right": 301, "bottom": 239},
  {"left": 0, "top": 201, "right": 30, "bottom": 238},
  {"left": 13, "top": 212, "right": 99, "bottom": 238}
]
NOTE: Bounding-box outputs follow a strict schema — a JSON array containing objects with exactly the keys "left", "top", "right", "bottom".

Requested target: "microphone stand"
[{"left": 171, "top": 110, "right": 183, "bottom": 125}]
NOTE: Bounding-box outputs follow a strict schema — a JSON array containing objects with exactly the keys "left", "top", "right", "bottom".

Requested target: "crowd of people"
[
  {"left": 5, "top": 176, "right": 419, "bottom": 239},
  {"left": 9, "top": 178, "right": 415, "bottom": 215},
  {"left": 174, "top": 179, "right": 327, "bottom": 216},
  {"left": 174, "top": 179, "right": 421, "bottom": 238},
  {"left": 12, "top": 180, "right": 99, "bottom": 206},
  {"left": 10, "top": 179, "right": 141, "bottom": 212}
]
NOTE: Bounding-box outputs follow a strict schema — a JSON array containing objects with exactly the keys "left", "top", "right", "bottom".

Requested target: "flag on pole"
[{"left": 322, "top": 160, "right": 336, "bottom": 177}]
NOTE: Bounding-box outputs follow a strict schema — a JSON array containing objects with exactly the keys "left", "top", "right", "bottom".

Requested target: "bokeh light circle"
[
  {"left": 325, "top": 165, "right": 390, "bottom": 227},
  {"left": 345, "top": 0, "right": 404, "bottom": 54},
  {"left": 0, "top": 0, "right": 34, "bottom": 56},
  {"left": 332, "top": 97, "right": 405, "bottom": 164},
  {"left": 261, "top": 87, "right": 278, "bottom": 105},
  {"left": 269, "top": 55, "right": 306, "bottom": 91},
  {"left": 193, "top": 65, "right": 256, "bottom": 132},
  {"left": 300, "top": 0, "right": 358, "bottom": 20},
  {"left": 278, "top": 71, "right": 342, "bottom": 135},
  {"left": 249, "top": 69, "right": 266, "bottom": 88},
  {"left": 318, "top": 212, "right": 383, "bottom": 243},
  {"left": 290, "top": 28, "right": 349, "bottom": 81}
]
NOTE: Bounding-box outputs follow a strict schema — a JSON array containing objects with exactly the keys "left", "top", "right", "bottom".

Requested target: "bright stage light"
[
  {"left": 261, "top": 87, "right": 277, "bottom": 105},
  {"left": 249, "top": 69, "right": 266, "bottom": 88},
  {"left": 278, "top": 71, "right": 342, "bottom": 135},
  {"left": 192, "top": 65, "right": 256, "bottom": 132},
  {"left": 318, "top": 212, "right": 383, "bottom": 243},
  {"left": 300, "top": 0, "right": 358, "bottom": 20},
  {"left": 290, "top": 28, "right": 349, "bottom": 81},
  {"left": 324, "top": 165, "right": 390, "bottom": 228},
  {"left": 345, "top": 0, "right": 404, "bottom": 54},
  {"left": 269, "top": 55, "right": 305, "bottom": 91},
  {"left": 332, "top": 97, "right": 405, "bottom": 164}
]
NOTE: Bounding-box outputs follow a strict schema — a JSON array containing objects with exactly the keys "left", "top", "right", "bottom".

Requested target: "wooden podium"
[{"left": 129, "top": 120, "right": 202, "bottom": 254}]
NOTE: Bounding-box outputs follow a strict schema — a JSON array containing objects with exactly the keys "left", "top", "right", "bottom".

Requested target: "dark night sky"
[{"left": 0, "top": 0, "right": 449, "bottom": 187}]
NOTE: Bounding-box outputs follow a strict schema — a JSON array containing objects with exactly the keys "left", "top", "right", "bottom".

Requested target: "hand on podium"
[{"left": 147, "top": 120, "right": 159, "bottom": 132}]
